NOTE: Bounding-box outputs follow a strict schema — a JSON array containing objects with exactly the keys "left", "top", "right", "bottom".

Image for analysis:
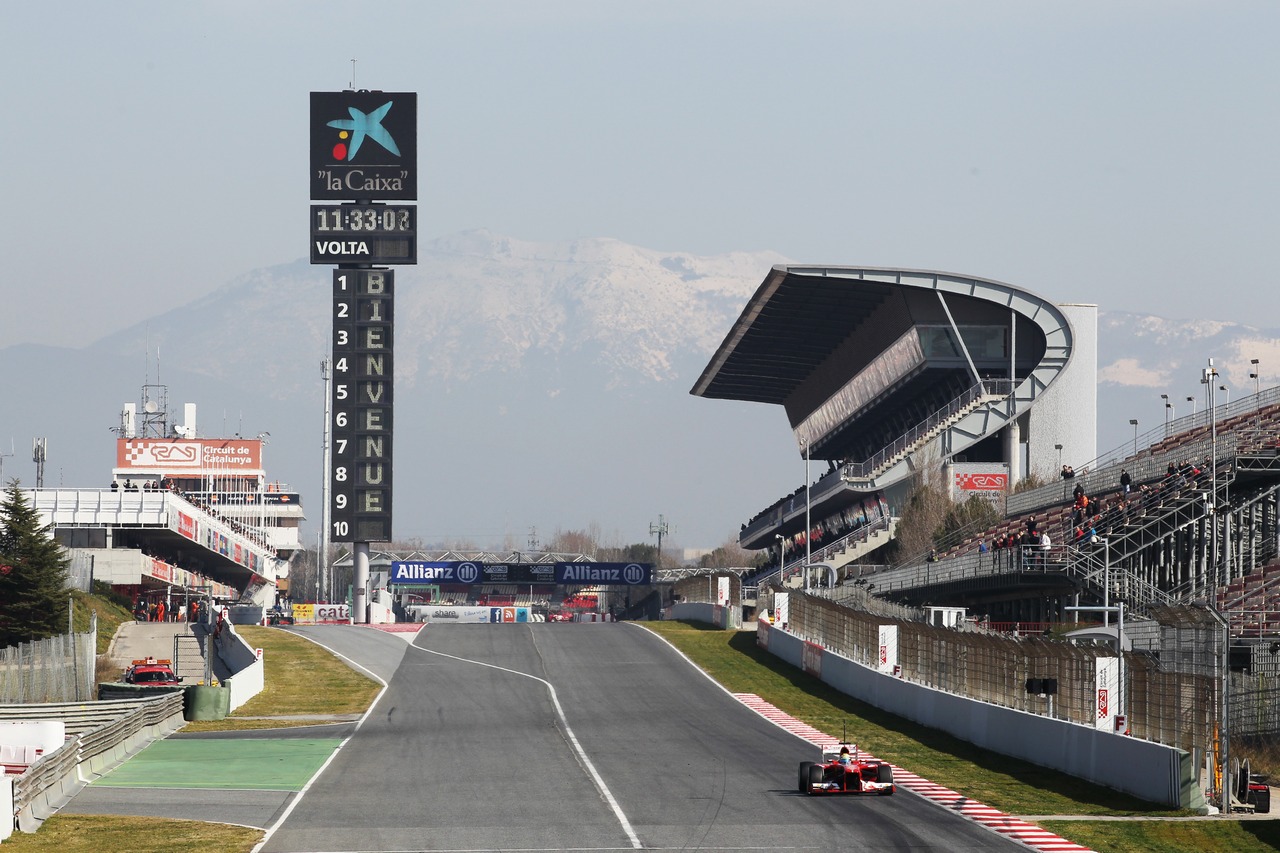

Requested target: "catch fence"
[
  {"left": 0, "top": 618, "right": 97, "bottom": 704},
  {"left": 778, "top": 593, "right": 1221, "bottom": 758}
]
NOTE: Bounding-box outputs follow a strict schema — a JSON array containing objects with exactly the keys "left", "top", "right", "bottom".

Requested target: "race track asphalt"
[{"left": 257, "top": 623, "right": 1026, "bottom": 852}]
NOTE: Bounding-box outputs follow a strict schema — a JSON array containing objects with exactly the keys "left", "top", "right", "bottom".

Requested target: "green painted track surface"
[{"left": 93, "top": 738, "right": 341, "bottom": 790}]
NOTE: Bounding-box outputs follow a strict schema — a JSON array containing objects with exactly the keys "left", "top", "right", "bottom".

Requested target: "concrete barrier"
[
  {"left": 758, "top": 622, "right": 1205, "bottom": 810},
  {"left": 0, "top": 775, "right": 12, "bottom": 841},
  {"left": 211, "top": 621, "right": 263, "bottom": 712},
  {"left": 669, "top": 602, "right": 740, "bottom": 629}
]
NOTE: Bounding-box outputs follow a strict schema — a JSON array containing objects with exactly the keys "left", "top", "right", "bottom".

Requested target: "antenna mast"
[{"left": 32, "top": 438, "right": 47, "bottom": 489}]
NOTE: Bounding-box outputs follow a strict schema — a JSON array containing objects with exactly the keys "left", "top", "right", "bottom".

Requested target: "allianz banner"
[
  {"left": 554, "top": 562, "right": 651, "bottom": 585},
  {"left": 390, "top": 561, "right": 652, "bottom": 585},
  {"left": 390, "top": 561, "right": 483, "bottom": 584}
]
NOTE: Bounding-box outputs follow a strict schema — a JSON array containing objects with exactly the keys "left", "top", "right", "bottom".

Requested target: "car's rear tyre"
[
  {"left": 876, "top": 763, "right": 894, "bottom": 784},
  {"left": 798, "top": 762, "right": 813, "bottom": 792}
]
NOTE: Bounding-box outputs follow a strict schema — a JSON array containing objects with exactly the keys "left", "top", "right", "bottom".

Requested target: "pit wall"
[{"left": 758, "top": 621, "right": 1204, "bottom": 811}]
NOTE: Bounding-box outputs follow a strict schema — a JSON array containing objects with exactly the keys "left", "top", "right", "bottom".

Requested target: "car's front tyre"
[{"left": 798, "top": 761, "right": 813, "bottom": 792}]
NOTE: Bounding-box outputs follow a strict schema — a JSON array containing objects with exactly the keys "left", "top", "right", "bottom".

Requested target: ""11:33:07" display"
[{"left": 312, "top": 204, "right": 415, "bottom": 234}]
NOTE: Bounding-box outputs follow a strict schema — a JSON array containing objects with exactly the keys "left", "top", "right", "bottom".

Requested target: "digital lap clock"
[
  {"left": 314, "top": 204, "right": 415, "bottom": 233},
  {"left": 310, "top": 203, "right": 417, "bottom": 265}
]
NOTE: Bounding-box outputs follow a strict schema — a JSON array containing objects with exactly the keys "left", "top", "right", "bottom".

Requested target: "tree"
[
  {"left": 697, "top": 537, "right": 758, "bottom": 569},
  {"left": 936, "top": 496, "right": 1001, "bottom": 546},
  {"left": 0, "top": 481, "right": 70, "bottom": 647},
  {"left": 599, "top": 542, "right": 658, "bottom": 564},
  {"left": 889, "top": 476, "right": 952, "bottom": 566}
]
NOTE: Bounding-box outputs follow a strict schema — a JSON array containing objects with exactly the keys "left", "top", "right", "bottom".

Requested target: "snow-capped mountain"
[{"left": 1, "top": 232, "right": 1276, "bottom": 551}]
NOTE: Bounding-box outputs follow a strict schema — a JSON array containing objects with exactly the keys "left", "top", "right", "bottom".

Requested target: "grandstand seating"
[{"left": 1218, "top": 562, "right": 1280, "bottom": 637}]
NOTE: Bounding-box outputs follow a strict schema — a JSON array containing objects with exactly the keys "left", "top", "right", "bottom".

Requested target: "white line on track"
[
  {"left": 409, "top": 643, "right": 644, "bottom": 850},
  {"left": 250, "top": 631, "right": 396, "bottom": 853}
]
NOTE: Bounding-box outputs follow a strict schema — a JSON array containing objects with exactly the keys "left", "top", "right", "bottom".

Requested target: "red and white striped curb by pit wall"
[{"left": 734, "top": 693, "right": 1097, "bottom": 853}]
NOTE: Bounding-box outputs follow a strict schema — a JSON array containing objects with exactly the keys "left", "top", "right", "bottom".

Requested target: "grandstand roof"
[
  {"left": 692, "top": 265, "right": 1074, "bottom": 464},
  {"left": 690, "top": 268, "right": 898, "bottom": 405}
]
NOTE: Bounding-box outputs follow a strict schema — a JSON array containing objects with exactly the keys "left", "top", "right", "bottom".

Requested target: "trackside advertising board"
[
  {"left": 1095, "top": 657, "right": 1119, "bottom": 731},
  {"left": 389, "top": 561, "right": 652, "bottom": 585},
  {"left": 878, "top": 625, "right": 899, "bottom": 674},
  {"left": 390, "top": 561, "right": 483, "bottom": 584},
  {"left": 419, "top": 607, "right": 529, "bottom": 624},
  {"left": 554, "top": 562, "right": 651, "bottom": 585}
]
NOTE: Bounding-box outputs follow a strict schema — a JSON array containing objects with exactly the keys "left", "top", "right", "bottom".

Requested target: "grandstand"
[
  {"left": 692, "top": 265, "right": 1096, "bottom": 587},
  {"left": 694, "top": 264, "right": 1280, "bottom": 640}
]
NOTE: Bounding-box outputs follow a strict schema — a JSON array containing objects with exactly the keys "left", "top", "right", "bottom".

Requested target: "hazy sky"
[{"left": 4, "top": 2, "right": 1277, "bottom": 351}]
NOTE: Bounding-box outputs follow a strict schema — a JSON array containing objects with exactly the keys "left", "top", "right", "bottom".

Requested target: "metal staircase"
[
  {"left": 170, "top": 628, "right": 208, "bottom": 685},
  {"left": 841, "top": 383, "right": 1010, "bottom": 486}
]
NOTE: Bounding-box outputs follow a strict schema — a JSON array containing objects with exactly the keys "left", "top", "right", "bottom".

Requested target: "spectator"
[{"left": 1120, "top": 468, "right": 1132, "bottom": 496}]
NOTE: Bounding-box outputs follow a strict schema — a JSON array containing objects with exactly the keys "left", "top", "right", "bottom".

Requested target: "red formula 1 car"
[{"left": 798, "top": 742, "right": 895, "bottom": 796}]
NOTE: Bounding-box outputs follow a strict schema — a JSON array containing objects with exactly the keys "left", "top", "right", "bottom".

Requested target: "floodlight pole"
[
  {"left": 804, "top": 437, "right": 811, "bottom": 593},
  {"left": 1206, "top": 360, "right": 1219, "bottom": 589},
  {"left": 1100, "top": 538, "right": 1110, "bottom": 627}
]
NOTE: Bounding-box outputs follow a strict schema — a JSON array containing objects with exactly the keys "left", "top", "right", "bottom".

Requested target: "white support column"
[
  {"left": 1005, "top": 418, "right": 1022, "bottom": 487},
  {"left": 353, "top": 542, "right": 369, "bottom": 624}
]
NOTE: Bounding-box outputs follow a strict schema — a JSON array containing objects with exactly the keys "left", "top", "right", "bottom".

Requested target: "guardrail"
[{"left": 5, "top": 692, "right": 184, "bottom": 834}]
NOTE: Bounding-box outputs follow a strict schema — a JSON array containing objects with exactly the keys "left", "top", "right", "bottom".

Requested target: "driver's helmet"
[{"left": 837, "top": 747, "right": 852, "bottom": 765}]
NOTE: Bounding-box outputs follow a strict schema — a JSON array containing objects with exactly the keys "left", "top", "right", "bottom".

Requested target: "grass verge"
[
  {"left": 70, "top": 588, "right": 133, "bottom": 656},
  {"left": 0, "top": 814, "right": 262, "bottom": 852},
  {"left": 181, "top": 625, "right": 380, "bottom": 733},
  {"left": 1039, "top": 819, "right": 1280, "bottom": 853}
]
